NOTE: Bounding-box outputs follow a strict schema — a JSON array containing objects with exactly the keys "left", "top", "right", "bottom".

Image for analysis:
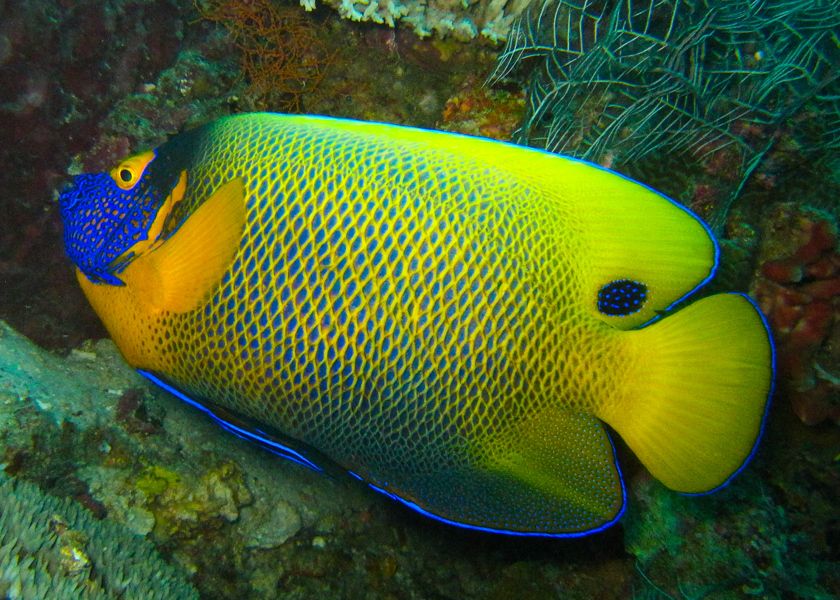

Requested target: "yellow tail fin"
[{"left": 598, "top": 293, "right": 774, "bottom": 494}]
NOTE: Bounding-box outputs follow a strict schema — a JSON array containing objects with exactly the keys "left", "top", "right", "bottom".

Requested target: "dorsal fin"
[
  {"left": 279, "top": 116, "right": 717, "bottom": 330},
  {"left": 564, "top": 163, "right": 718, "bottom": 329}
]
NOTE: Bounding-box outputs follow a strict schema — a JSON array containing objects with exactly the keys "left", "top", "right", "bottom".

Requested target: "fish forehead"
[{"left": 150, "top": 116, "right": 613, "bottom": 472}]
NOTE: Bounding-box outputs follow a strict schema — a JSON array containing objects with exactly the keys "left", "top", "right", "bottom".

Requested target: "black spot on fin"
[{"left": 598, "top": 279, "right": 648, "bottom": 316}]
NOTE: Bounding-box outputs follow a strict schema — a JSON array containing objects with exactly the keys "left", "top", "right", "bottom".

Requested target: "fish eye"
[{"left": 109, "top": 150, "right": 156, "bottom": 191}]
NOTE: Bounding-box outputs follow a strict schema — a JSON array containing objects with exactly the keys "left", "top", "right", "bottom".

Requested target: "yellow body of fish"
[{"left": 60, "top": 113, "right": 773, "bottom": 536}]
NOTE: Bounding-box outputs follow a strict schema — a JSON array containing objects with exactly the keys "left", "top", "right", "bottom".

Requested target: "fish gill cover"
[{"left": 489, "top": 0, "right": 840, "bottom": 228}]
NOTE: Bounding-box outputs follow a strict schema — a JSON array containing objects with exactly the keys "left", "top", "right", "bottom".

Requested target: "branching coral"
[{"left": 298, "top": 0, "right": 533, "bottom": 42}]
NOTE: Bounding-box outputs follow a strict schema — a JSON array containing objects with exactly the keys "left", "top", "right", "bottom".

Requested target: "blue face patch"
[
  {"left": 59, "top": 156, "right": 165, "bottom": 285},
  {"left": 597, "top": 279, "right": 648, "bottom": 316}
]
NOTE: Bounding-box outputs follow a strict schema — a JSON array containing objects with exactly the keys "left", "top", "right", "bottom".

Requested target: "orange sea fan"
[{"left": 200, "top": 0, "right": 332, "bottom": 112}]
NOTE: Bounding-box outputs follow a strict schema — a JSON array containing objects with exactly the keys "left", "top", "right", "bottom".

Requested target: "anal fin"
[{"left": 370, "top": 409, "right": 625, "bottom": 536}]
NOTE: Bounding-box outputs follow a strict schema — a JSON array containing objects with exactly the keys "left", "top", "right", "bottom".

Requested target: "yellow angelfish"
[{"left": 59, "top": 113, "right": 774, "bottom": 536}]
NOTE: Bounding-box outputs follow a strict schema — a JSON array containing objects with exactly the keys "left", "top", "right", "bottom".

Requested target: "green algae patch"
[{"left": 136, "top": 464, "right": 182, "bottom": 501}]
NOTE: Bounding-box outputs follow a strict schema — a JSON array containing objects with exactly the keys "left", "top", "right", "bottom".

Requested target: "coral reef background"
[
  {"left": 0, "top": 470, "right": 198, "bottom": 599},
  {"left": 491, "top": 0, "right": 840, "bottom": 229},
  {"left": 0, "top": 0, "right": 839, "bottom": 598}
]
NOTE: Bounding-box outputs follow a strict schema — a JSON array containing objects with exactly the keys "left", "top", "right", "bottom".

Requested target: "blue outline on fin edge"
[
  {"left": 141, "top": 367, "right": 627, "bottom": 537},
  {"left": 624, "top": 193, "right": 720, "bottom": 330},
  {"left": 556, "top": 150, "right": 721, "bottom": 318},
  {"left": 138, "top": 370, "right": 322, "bottom": 472},
  {"left": 368, "top": 433, "right": 627, "bottom": 538},
  {"left": 681, "top": 292, "right": 776, "bottom": 497}
]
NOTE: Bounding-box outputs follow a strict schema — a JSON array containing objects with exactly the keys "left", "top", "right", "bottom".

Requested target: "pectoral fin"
[{"left": 125, "top": 177, "right": 247, "bottom": 314}]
